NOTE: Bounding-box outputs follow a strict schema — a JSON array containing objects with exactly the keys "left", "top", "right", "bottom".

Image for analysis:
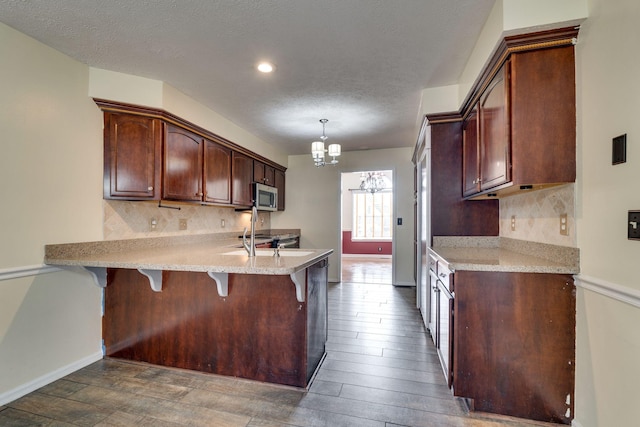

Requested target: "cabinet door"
[
  {"left": 204, "top": 139, "right": 232, "bottom": 204},
  {"left": 264, "top": 165, "right": 276, "bottom": 186},
  {"left": 253, "top": 161, "right": 265, "bottom": 184},
  {"left": 479, "top": 62, "right": 511, "bottom": 191},
  {"left": 104, "top": 113, "right": 161, "bottom": 200},
  {"left": 232, "top": 152, "right": 254, "bottom": 206},
  {"left": 437, "top": 279, "right": 454, "bottom": 388},
  {"left": 274, "top": 169, "right": 285, "bottom": 211},
  {"left": 462, "top": 105, "right": 480, "bottom": 197},
  {"left": 453, "top": 271, "right": 575, "bottom": 423},
  {"left": 163, "top": 125, "right": 203, "bottom": 201},
  {"left": 428, "top": 270, "right": 438, "bottom": 345},
  {"left": 254, "top": 161, "right": 276, "bottom": 186}
]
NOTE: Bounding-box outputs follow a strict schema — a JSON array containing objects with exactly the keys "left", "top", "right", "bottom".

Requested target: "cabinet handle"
[{"left": 147, "top": 186, "right": 153, "bottom": 191}]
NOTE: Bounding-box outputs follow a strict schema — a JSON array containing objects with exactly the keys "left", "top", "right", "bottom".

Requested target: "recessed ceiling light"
[{"left": 257, "top": 62, "right": 274, "bottom": 73}]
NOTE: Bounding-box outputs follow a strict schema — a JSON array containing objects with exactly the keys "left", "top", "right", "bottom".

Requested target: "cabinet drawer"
[
  {"left": 437, "top": 261, "right": 453, "bottom": 293},
  {"left": 428, "top": 253, "right": 438, "bottom": 274}
]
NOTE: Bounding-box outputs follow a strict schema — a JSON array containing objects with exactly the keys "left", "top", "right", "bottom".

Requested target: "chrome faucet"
[
  {"left": 242, "top": 206, "right": 257, "bottom": 257},
  {"left": 273, "top": 243, "right": 285, "bottom": 257}
]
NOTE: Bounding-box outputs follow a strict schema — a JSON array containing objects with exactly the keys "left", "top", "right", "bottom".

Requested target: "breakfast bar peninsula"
[{"left": 45, "top": 233, "right": 331, "bottom": 388}]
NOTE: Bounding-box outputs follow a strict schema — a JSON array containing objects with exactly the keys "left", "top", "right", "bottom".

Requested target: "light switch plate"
[
  {"left": 613, "top": 134, "right": 627, "bottom": 165},
  {"left": 629, "top": 211, "right": 640, "bottom": 240}
]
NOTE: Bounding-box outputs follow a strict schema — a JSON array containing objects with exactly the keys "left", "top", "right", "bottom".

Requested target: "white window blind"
[{"left": 352, "top": 191, "right": 393, "bottom": 240}]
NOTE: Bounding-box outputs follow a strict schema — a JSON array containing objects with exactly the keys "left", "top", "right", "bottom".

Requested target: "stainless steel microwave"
[{"left": 254, "top": 183, "right": 278, "bottom": 211}]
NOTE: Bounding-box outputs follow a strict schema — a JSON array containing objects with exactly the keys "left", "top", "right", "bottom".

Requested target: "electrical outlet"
[
  {"left": 179, "top": 219, "right": 188, "bottom": 230},
  {"left": 150, "top": 218, "right": 157, "bottom": 231},
  {"left": 629, "top": 210, "right": 640, "bottom": 240},
  {"left": 510, "top": 215, "right": 516, "bottom": 231},
  {"left": 221, "top": 219, "right": 225, "bottom": 228},
  {"left": 560, "top": 213, "right": 568, "bottom": 236}
]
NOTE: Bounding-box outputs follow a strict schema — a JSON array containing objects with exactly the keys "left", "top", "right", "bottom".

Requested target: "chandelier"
[
  {"left": 360, "top": 171, "right": 386, "bottom": 193},
  {"left": 311, "top": 119, "right": 341, "bottom": 167}
]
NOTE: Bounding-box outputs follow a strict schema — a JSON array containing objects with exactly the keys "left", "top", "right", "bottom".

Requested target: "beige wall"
[
  {"left": 0, "top": 22, "right": 103, "bottom": 402},
  {"left": 574, "top": 0, "right": 640, "bottom": 425},
  {"left": 272, "top": 148, "right": 414, "bottom": 286}
]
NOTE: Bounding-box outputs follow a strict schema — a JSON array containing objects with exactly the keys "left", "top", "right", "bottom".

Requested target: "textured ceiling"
[{"left": 0, "top": 0, "right": 495, "bottom": 155}]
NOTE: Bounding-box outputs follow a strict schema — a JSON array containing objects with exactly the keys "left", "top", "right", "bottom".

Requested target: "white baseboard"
[
  {"left": 0, "top": 351, "right": 103, "bottom": 406},
  {"left": 394, "top": 281, "right": 415, "bottom": 287},
  {"left": 341, "top": 254, "right": 392, "bottom": 258}
]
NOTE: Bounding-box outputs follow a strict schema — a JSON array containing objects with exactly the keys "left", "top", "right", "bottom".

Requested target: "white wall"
[
  {"left": 574, "top": 0, "right": 640, "bottom": 425},
  {"left": 272, "top": 149, "right": 414, "bottom": 286},
  {"left": 0, "top": 22, "right": 103, "bottom": 403},
  {"left": 341, "top": 172, "right": 361, "bottom": 231}
]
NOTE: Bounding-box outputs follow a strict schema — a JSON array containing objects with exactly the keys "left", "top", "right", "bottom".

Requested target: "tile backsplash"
[
  {"left": 104, "top": 200, "right": 271, "bottom": 240},
  {"left": 499, "top": 184, "right": 576, "bottom": 247}
]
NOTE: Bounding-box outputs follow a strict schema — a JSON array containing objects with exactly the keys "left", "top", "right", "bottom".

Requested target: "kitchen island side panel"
[
  {"left": 103, "top": 268, "right": 309, "bottom": 387},
  {"left": 306, "top": 259, "right": 328, "bottom": 381}
]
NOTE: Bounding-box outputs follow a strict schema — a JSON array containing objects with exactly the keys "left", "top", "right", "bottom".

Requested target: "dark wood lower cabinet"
[
  {"left": 103, "top": 261, "right": 328, "bottom": 388},
  {"left": 453, "top": 271, "right": 575, "bottom": 424}
]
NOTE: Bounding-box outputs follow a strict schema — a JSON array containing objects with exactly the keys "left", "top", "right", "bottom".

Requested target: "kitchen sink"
[{"left": 221, "top": 249, "right": 313, "bottom": 257}]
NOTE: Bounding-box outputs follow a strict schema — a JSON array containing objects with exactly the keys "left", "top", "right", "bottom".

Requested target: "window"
[{"left": 352, "top": 191, "right": 393, "bottom": 240}]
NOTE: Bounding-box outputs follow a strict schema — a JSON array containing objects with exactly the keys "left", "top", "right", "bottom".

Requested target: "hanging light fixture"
[
  {"left": 311, "top": 119, "right": 341, "bottom": 167},
  {"left": 360, "top": 171, "right": 386, "bottom": 193}
]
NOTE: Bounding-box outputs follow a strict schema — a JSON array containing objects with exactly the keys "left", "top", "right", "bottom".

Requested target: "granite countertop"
[
  {"left": 430, "top": 236, "right": 579, "bottom": 274},
  {"left": 44, "top": 231, "right": 331, "bottom": 275}
]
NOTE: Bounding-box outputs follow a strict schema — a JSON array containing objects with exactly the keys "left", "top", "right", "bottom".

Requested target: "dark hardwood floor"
[{"left": 1, "top": 264, "right": 563, "bottom": 426}]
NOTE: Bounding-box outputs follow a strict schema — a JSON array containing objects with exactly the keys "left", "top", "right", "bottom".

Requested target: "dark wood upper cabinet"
[
  {"left": 275, "top": 169, "right": 285, "bottom": 211},
  {"left": 429, "top": 117, "right": 499, "bottom": 239},
  {"left": 232, "top": 152, "right": 254, "bottom": 207},
  {"left": 254, "top": 161, "right": 276, "bottom": 186},
  {"left": 163, "top": 125, "right": 203, "bottom": 202},
  {"left": 462, "top": 105, "right": 480, "bottom": 197},
  {"left": 509, "top": 46, "right": 576, "bottom": 186},
  {"left": 479, "top": 62, "right": 511, "bottom": 191},
  {"left": 96, "top": 99, "right": 286, "bottom": 208},
  {"left": 460, "top": 37, "right": 576, "bottom": 199},
  {"left": 204, "top": 139, "right": 232, "bottom": 204},
  {"left": 103, "top": 113, "right": 162, "bottom": 200}
]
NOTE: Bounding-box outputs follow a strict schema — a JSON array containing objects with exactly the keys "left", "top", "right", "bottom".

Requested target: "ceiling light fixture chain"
[{"left": 311, "top": 119, "right": 341, "bottom": 167}]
